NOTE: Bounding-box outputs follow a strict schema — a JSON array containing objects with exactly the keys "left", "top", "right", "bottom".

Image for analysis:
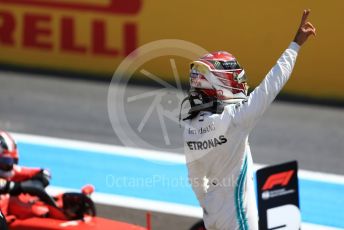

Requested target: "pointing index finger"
[{"left": 301, "top": 9, "right": 311, "bottom": 26}]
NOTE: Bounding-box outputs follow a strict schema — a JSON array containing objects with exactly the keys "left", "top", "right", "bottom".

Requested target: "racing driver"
[
  {"left": 0, "top": 130, "right": 51, "bottom": 223},
  {"left": 182, "top": 10, "right": 316, "bottom": 229}
]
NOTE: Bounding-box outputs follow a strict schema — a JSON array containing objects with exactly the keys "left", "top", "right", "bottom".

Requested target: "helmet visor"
[
  {"left": 0, "top": 157, "right": 15, "bottom": 171},
  {"left": 212, "top": 69, "right": 247, "bottom": 84},
  {"left": 212, "top": 70, "right": 248, "bottom": 95}
]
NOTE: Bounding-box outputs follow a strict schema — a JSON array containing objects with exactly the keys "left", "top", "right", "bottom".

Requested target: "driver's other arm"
[
  {"left": 12, "top": 166, "right": 51, "bottom": 187},
  {"left": 0, "top": 173, "right": 50, "bottom": 196}
]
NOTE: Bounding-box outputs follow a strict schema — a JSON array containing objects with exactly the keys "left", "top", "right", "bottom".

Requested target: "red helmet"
[
  {"left": 0, "top": 130, "right": 19, "bottom": 172},
  {"left": 190, "top": 51, "right": 248, "bottom": 101}
]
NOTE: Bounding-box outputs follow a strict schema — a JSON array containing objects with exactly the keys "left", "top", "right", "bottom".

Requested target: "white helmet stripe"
[
  {"left": 0, "top": 132, "right": 14, "bottom": 152},
  {"left": 238, "top": 69, "right": 245, "bottom": 79}
]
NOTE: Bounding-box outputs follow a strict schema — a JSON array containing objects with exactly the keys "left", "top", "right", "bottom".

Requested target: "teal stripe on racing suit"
[{"left": 235, "top": 154, "right": 249, "bottom": 229}]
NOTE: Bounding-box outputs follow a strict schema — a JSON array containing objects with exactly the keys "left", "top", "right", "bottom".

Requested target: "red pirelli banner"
[
  {"left": 0, "top": 0, "right": 343, "bottom": 100},
  {"left": 0, "top": 0, "right": 140, "bottom": 74}
]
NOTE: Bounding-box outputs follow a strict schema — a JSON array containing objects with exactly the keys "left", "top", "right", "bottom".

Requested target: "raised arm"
[{"left": 231, "top": 10, "right": 316, "bottom": 129}]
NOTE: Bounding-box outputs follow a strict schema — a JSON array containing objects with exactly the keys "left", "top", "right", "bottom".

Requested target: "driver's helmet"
[
  {"left": 0, "top": 130, "right": 19, "bottom": 176},
  {"left": 190, "top": 51, "right": 249, "bottom": 102}
]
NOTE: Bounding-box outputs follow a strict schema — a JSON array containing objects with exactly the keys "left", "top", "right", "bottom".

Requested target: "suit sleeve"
[{"left": 231, "top": 42, "right": 300, "bottom": 129}]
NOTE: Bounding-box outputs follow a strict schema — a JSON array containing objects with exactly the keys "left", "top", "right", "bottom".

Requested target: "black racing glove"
[{"left": 31, "top": 169, "right": 51, "bottom": 187}]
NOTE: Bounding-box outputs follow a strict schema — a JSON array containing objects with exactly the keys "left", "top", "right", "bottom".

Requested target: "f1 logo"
[{"left": 262, "top": 170, "right": 294, "bottom": 191}]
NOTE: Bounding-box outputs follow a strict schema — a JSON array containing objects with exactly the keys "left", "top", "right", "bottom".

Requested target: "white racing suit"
[{"left": 184, "top": 42, "right": 300, "bottom": 230}]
